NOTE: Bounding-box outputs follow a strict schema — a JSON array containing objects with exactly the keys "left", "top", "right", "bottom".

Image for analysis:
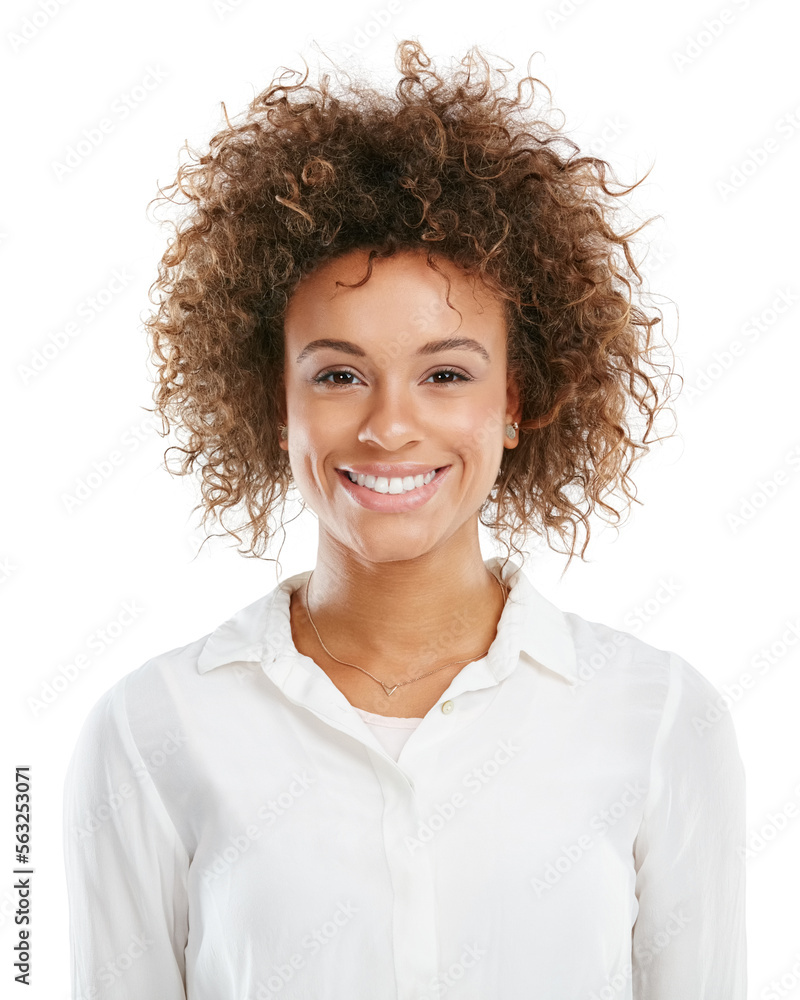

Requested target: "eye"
[
  {"left": 425, "top": 368, "right": 472, "bottom": 385},
  {"left": 312, "top": 369, "right": 363, "bottom": 386},
  {"left": 311, "top": 367, "right": 473, "bottom": 387}
]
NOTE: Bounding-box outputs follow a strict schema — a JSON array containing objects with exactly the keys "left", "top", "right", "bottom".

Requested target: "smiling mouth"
[{"left": 343, "top": 469, "right": 442, "bottom": 494}]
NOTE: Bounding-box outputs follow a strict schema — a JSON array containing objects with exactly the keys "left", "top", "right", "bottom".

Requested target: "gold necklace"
[{"left": 303, "top": 570, "right": 508, "bottom": 696}]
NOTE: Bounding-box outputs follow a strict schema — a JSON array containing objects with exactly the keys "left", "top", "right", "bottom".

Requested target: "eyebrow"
[{"left": 295, "top": 337, "right": 491, "bottom": 364}]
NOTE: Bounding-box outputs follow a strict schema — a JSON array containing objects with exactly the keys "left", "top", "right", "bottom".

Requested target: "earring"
[
  {"left": 505, "top": 421, "right": 518, "bottom": 439},
  {"left": 279, "top": 424, "right": 288, "bottom": 441}
]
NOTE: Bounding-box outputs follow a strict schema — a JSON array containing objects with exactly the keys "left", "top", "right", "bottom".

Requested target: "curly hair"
[{"left": 144, "top": 38, "right": 679, "bottom": 575}]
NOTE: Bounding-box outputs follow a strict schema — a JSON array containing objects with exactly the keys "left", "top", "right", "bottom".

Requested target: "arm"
[
  {"left": 632, "top": 652, "right": 747, "bottom": 998},
  {"left": 62, "top": 676, "right": 189, "bottom": 999}
]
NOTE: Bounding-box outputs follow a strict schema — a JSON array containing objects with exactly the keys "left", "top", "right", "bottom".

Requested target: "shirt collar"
[{"left": 196, "top": 556, "right": 578, "bottom": 686}]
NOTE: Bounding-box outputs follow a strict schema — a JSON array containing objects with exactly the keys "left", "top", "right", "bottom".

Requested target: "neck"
[{"left": 302, "top": 527, "right": 506, "bottom": 674}]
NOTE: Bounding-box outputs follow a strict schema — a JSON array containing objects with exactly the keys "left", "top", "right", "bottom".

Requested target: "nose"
[{"left": 356, "top": 385, "right": 423, "bottom": 451}]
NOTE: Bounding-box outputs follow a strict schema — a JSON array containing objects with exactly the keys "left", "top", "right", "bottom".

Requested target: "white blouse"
[{"left": 63, "top": 556, "right": 747, "bottom": 999}]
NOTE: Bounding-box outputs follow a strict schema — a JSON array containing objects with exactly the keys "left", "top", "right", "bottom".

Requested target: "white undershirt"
[{"left": 353, "top": 705, "right": 424, "bottom": 760}]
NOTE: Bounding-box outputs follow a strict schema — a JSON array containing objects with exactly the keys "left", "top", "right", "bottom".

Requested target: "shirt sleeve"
[
  {"left": 62, "top": 675, "right": 189, "bottom": 999},
  {"left": 631, "top": 651, "right": 747, "bottom": 998}
]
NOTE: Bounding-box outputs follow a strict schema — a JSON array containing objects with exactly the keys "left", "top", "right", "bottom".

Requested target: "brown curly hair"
[{"left": 144, "top": 39, "right": 679, "bottom": 575}]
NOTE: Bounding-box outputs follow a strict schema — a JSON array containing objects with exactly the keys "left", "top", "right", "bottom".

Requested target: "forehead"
[{"left": 283, "top": 248, "right": 506, "bottom": 337}]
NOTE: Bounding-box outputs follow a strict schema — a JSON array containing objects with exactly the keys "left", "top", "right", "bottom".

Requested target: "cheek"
[
  {"left": 284, "top": 435, "right": 325, "bottom": 490},
  {"left": 287, "top": 412, "right": 334, "bottom": 459},
  {"left": 451, "top": 438, "right": 503, "bottom": 492},
  {"left": 457, "top": 405, "right": 506, "bottom": 459}
]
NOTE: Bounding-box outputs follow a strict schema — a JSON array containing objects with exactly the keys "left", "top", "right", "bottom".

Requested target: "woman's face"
[{"left": 280, "top": 247, "right": 520, "bottom": 564}]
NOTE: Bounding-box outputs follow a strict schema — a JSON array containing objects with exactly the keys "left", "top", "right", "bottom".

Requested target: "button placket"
[{"left": 374, "top": 760, "right": 440, "bottom": 999}]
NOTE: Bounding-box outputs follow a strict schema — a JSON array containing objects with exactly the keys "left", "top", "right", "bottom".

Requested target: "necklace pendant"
[{"left": 381, "top": 682, "right": 399, "bottom": 696}]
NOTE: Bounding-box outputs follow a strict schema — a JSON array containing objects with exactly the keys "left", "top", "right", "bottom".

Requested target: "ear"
[
  {"left": 506, "top": 370, "right": 521, "bottom": 420},
  {"left": 505, "top": 370, "right": 522, "bottom": 447},
  {"left": 277, "top": 374, "right": 288, "bottom": 453}
]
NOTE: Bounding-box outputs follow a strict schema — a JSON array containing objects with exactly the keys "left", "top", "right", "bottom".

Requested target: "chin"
[{"left": 335, "top": 524, "right": 446, "bottom": 564}]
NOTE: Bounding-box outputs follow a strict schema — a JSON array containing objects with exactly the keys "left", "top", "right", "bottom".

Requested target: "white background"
[{"left": 2, "top": 0, "right": 798, "bottom": 996}]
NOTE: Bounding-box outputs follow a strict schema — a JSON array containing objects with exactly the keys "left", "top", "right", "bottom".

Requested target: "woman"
[{"left": 63, "top": 39, "right": 746, "bottom": 999}]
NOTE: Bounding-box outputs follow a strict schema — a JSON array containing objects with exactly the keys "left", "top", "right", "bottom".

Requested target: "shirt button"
[{"left": 441, "top": 700, "right": 454, "bottom": 715}]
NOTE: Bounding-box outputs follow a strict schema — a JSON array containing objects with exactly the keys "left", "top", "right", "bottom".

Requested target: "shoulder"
[
  {"left": 563, "top": 608, "right": 729, "bottom": 730},
  {"left": 67, "top": 631, "right": 211, "bottom": 767},
  {"left": 559, "top": 609, "right": 744, "bottom": 795},
  {"left": 69, "top": 575, "right": 298, "bottom": 766},
  {"left": 71, "top": 575, "right": 292, "bottom": 756}
]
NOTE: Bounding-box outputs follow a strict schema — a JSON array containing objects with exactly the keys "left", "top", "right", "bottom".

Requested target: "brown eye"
[
  {"left": 426, "top": 369, "right": 472, "bottom": 385},
  {"left": 312, "top": 370, "right": 362, "bottom": 385}
]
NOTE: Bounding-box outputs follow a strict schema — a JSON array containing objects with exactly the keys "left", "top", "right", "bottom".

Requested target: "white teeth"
[{"left": 346, "top": 469, "right": 437, "bottom": 493}]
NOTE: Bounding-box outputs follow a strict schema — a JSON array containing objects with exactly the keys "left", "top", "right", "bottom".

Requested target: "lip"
[
  {"left": 337, "top": 462, "right": 446, "bottom": 477},
  {"left": 336, "top": 465, "right": 451, "bottom": 512}
]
